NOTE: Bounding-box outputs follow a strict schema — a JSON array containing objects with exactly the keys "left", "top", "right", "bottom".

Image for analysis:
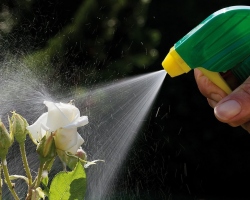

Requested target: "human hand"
[{"left": 194, "top": 68, "right": 250, "bottom": 132}]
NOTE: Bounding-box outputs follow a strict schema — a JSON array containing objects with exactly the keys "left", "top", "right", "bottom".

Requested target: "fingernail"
[
  {"left": 214, "top": 100, "right": 241, "bottom": 120},
  {"left": 211, "top": 93, "right": 223, "bottom": 102}
]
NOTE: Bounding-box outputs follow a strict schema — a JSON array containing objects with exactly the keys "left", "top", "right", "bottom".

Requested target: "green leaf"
[
  {"left": 41, "top": 175, "right": 49, "bottom": 187},
  {"left": 49, "top": 162, "right": 87, "bottom": 200},
  {"left": 41, "top": 181, "right": 50, "bottom": 198}
]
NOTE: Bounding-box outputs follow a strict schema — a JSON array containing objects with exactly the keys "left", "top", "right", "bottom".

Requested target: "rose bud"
[
  {"left": 9, "top": 112, "right": 29, "bottom": 144},
  {"left": 0, "top": 121, "right": 13, "bottom": 159}
]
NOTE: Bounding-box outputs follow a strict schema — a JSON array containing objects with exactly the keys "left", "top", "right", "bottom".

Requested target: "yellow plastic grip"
[{"left": 198, "top": 67, "right": 232, "bottom": 94}]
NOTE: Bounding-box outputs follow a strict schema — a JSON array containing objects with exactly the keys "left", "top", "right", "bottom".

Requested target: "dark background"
[{"left": 1, "top": 0, "right": 250, "bottom": 199}]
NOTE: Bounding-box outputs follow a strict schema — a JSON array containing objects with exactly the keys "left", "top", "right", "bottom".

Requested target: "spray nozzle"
[
  {"left": 162, "top": 47, "right": 232, "bottom": 94},
  {"left": 162, "top": 6, "right": 250, "bottom": 94},
  {"left": 162, "top": 47, "right": 191, "bottom": 77}
]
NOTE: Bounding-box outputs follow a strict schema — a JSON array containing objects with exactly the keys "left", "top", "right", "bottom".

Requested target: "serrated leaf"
[{"left": 49, "top": 162, "right": 86, "bottom": 200}]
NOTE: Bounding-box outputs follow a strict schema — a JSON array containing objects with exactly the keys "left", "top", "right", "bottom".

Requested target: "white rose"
[{"left": 27, "top": 101, "right": 88, "bottom": 154}]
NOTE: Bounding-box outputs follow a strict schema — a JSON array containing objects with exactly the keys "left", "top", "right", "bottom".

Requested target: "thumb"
[{"left": 214, "top": 76, "right": 250, "bottom": 127}]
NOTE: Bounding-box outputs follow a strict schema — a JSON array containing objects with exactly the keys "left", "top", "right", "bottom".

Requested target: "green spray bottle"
[{"left": 162, "top": 6, "right": 250, "bottom": 94}]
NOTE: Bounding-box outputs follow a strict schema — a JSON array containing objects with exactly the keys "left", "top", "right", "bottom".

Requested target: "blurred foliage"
[
  {"left": 2, "top": 0, "right": 250, "bottom": 199},
  {"left": 1, "top": 0, "right": 161, "bottom": 87}
]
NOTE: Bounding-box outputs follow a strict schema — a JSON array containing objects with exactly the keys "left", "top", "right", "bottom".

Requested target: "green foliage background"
[{"left": 1, "top": 0, "right": 250, "bottom": 199}]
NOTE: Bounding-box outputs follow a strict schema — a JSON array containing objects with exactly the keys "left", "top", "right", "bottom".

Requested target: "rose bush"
[
  {"left": 0, "top": 102, "right": 94, "bottom": 200},
  {"left": 27, "top": 101, "right": 88, "bottom": 154}
]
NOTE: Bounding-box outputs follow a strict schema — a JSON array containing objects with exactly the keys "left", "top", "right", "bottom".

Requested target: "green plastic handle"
[{"left": 175, "top": 6, "right": 250, "bottom": 84}]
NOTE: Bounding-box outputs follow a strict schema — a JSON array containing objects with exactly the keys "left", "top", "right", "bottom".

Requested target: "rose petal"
[
  {"left": 44, "top": 101, "right": 81, "bottom": 131},
  {"left": 59, "top": 102, "right": 80, "bottom": 121},
  {"left": 54, "top": 128, "right": 84, "bottom": 154},
  {"left": 26, "top": 113, "right": 48, "bottom": 143},
  {"left": 67, "top": 133, "right": 84, "bottom": 154},
  {"left": 63, "top": 116, "right": 88, "bottom": 129},
  {"left": 45, "top": 101, "right": 71, "bottom": 131}
]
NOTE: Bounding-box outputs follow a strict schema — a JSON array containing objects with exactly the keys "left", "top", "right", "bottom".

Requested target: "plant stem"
[
  {"left": 26, "top": 161, "right": 45, "bottom": 200},
  {"left": 1, "top": 158, "right": 19, "bottom": 200},
  {"left": 19, "top": 142, "right": 32, "bottom": 186},
  {"left": 0, "top": 163, "right": 2, "bottom": 200},
  {"left": 34, "top": 162, "right": 45, "bottom": 189}
]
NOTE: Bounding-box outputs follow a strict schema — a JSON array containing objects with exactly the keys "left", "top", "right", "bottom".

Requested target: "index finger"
[{"left": 194, "top": 68, "right": 227, "bottom": 102}]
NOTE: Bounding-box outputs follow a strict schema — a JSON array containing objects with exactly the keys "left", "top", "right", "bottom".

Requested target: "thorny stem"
[
  {"left": 34, "top": 161, "right": 45, "bottom": 189},
  {"left": 19, "top": 142, "right": 32, "bottom": 186},
  {"left": 1, "top": 158, "right": 19, "bottom": 200},
  {"left": 43, "top": 160, "right": 51, "bottom": 171},
  {"left": 26, "top": 161, "right": 45, "bottom": 200},
  {"left": 0, "top": 164, "right": 2, "bottom": 200}
]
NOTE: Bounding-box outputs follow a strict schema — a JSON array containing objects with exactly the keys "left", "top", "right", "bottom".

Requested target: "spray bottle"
[{"left": 162, "top": 6, "right": 250, "bottom": 94}]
